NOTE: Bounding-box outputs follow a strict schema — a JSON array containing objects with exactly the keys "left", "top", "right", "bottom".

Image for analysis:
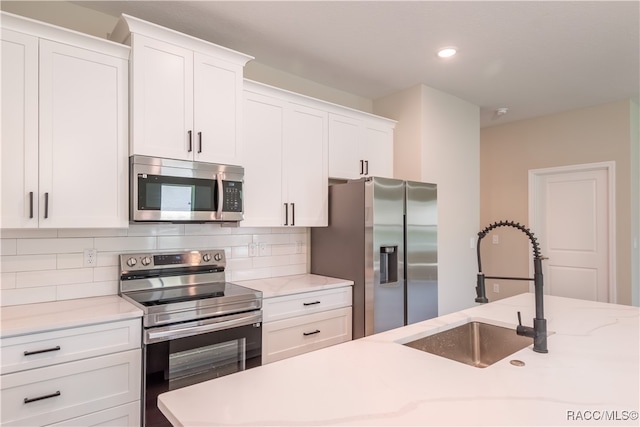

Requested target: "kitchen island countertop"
[{"left": 158, "top": 293, "right": 639, "bottom": 426}]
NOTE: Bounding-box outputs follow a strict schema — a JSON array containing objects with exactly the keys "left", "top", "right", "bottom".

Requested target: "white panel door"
[
  {"left": 130, "top": 34, "right": 193, "bottom": 161},
  {"left": 194, "top": 52, "right": 242, "bottom": 165},
  {"left": 284, "top": 103, "right": 328, "bottom": 227},
  {"left": 364, "top": 121, "right": 394, "bottom": 179},
  {"left": 241, "top": 91, "right": 285, "bottom": 227},
  {"left": 534, "top": 167, "right": 611, "bottom": 302},
  {"left": 1, "top": 29, "right": 39, "bottom": 228},
  {"left": 328, "top": 113, "right": 362, "bottom": 180},
  {"left": 39, "top": 40, "right": 128, "bottom": 228}
]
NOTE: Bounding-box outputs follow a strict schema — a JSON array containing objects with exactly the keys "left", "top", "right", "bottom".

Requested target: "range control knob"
[
  {"left": 126, "top": 257, "right": 137, "bottom": 268},
  {"left": 213, "top": 252, "right": 223, "bottom": 262},
  {"left": 141, "top": 256, "right": 152, "bottom": 266},
  {"left": 202, "top": 253, "right": 212, "bottom": 262}
]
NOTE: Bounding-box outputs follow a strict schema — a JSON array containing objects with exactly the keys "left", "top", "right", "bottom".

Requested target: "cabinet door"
[
  {"left": 364, "top": 121, "right": 394, "bottom": 179},
  {"left": 241, "top": 91, "right": 285, "bottom": 227},
  {"left": 1, "top": 29, "right": 39, "bottom": 228},
  {"left": 284, "top": 103, "right": 328, "bottom": 227},
  {"left": 38, "top": 40, "right": 128, "bottom": 228},
  {"left": 130, "top": 34, "right": 193, "bottom": 161},
  {"left": 194, "top": 52, "right": 243, "bottom": 165},
  {"left": 328, "top": 113, "right": 363, "bottom": 180}
]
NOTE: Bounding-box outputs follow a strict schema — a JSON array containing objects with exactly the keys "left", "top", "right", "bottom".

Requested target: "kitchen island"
[{"left": 158, "top": 293, "right": 639, "bottom": 426}]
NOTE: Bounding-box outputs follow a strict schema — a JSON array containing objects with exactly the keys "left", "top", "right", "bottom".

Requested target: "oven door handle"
[{"left": 145, "top": 311, "right": 262, "bottom": 344}]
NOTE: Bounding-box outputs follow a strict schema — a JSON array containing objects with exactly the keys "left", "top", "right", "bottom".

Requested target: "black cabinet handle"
[
  {"left": 198, "top": 131, "right": 202, "bottom": 153},
  {"left": 360, "top": 160, "right": 364, "bottom": 175},
  {"left": 44, "top": 192, "right": 49, "bottom": 219},
  {"left": 303, "top": 301, "right": 320, "bottom": 306},
  {"left": 303, "top": 329, "right": 321, "bottom": 336},
  {"left": 24, "top": 391, "right": 61, "bottom": 404},
  {"left": 29, "top": 192, "right": 34, "bottom": 219},
  {"left": 365, "top": 160, "right": 369, "bottom": 175},
  {"left": 24, "top": 346, "right": 61, "bottom": 356},
  {"left": 291, "top": 203, "right": 295, "bottom": 226},
  {"left": 188, "top": 130, "right": 193, "bottom": 152},
  {"left": 284, "top": 203, "right": 289, "bottom": 225}
]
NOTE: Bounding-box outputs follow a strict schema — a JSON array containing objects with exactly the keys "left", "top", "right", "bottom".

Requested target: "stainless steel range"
[{"left": 119, "top": 249, "right": 262, "bottom": 427}]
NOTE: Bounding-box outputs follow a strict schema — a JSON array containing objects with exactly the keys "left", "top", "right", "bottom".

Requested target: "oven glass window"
[
  {"left": 138, "top": 174, "right": 215, "bottom": 212},
  {"left": 168, "top": 339, "right": 246, "bottom": 385}
]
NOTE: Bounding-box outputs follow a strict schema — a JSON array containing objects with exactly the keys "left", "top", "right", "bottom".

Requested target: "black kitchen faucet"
[{"left": 475, "top": 220, "right": 549, "bottom": 353}]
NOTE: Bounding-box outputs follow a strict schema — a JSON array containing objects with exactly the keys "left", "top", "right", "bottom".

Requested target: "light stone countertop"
[
  {"left": 0, "top": 295, "right": 143, "bottom": 338},
  {"left": 235, "top": 273, "right": 353, "bottom": 298},
  {"left": 158, "top": 293, "right": 640, "bottom": 426}
]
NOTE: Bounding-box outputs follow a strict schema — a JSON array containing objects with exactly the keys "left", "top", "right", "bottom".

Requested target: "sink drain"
[{"left": 510, "top": 359, "right": 525, "bottom": 367}]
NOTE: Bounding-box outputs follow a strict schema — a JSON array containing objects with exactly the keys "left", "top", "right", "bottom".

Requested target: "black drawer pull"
[
  {"left": 303, "top": 329, "right": 320, "bottom": 336},
  {"left": 24, "top": 391, "right": 61, "bottom": 404},
  {"left": 303, "top": 301, "right": 320, "bottom": 306},
  {"left": 24, "top": 346, "right": 61, "bottom": 356}
]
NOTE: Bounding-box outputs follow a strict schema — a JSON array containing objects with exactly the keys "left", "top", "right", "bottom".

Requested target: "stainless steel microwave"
[{"left": 130, "top": 156, "right": 244, "bottom": 223}]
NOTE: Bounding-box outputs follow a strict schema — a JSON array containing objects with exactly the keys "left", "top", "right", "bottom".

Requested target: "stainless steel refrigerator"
[{"left": 311, "top": 177, "right": 437, "bottom": 339}]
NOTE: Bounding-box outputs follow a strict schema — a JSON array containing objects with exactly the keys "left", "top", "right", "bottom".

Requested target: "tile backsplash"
[{"left": 0, "top": 224, "right": 309, "bottom": 307}]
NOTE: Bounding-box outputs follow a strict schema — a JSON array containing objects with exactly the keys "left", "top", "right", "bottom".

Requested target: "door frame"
[{"left": 528, "top": 161, "right": 616, "bottom": 303}]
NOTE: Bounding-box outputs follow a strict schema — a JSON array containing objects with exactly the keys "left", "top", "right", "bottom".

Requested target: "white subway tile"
[
  {"left": 157, "top": 234, "right": 251, "bottom": 250},
  {"left": 1, "top": 255, "right": 57, "bottom": 272},
  {"left": 93, "top": 266, "right": 118, "bottom": 282},
  {"left": 226, "top": 257, "right": 253, "bottom": 271},
  {"left": 0, "top": 229, "right": 57, "bottom": 239},
  {"left": 0, "top": 286, "right": 57, "bottom": 306},
  {"left": 184, "top": 224, "right": 231, "bottom": 236},
  {"left": 58, "top": 228, "right": 128, "bottom": 238},
  {"left": 231, "top": 245, "right": 249, "bottom": 258},
  {"left": 271, "top": 264, "right": 307, "bottom": 277},
  {"left": 233, "top": 227, "right": 272, "bottom": 235},
  {"left": 1, "top": 239, "right": 17, "bottom": 256},
  {"left": 1, "top": 273, "right": 17, "bottom": 289},
  {"left": 17, "top": 238, "right": 93, "bottom": 255},
  {"left": 128, "top": 224, "right": 185, "bottom": 236},
  {"left": 253, "top": 233, "right": 290, "bottom": 245},
  {"left": 97, "top": 252, "right": 121, "bottom": 267},
  {"left": 57, "top": 280, "right": 118, "bottom": 300},
  {"left": 17, "top": 268, "right": 93, "bottom": 288},
  {"left": 57, "top": 253, "right": 84, "bottom": 269},
  {"left": 252, "top": 254, "right": 291, "bottom": 268},
  {"left": 271, "top": 244, "right": 296, "bottom": 256},
  {"left": 229, "top": 267, "right": 272, "bottom": 282},
  {"left": 94, "top": 236, "right": 157, "bottom": 252}
]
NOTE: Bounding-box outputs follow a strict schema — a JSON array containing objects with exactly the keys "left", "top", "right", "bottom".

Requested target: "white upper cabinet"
[
  {"left": 328, "top": 112, "right": 395, "bottom": 180},
  {"left": 110, "top": 15, "right": 253, "bottom": 165},
  {"left": 1, "top": 12, "right": 129, "bottom": 229},
  {"left": 243, "top": 81, "right": 328, "bottom": 227}
]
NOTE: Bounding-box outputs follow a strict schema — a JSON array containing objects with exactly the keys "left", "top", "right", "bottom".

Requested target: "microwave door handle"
[{"left": 216, "top": 174, "right": 224, "bottom": 220}]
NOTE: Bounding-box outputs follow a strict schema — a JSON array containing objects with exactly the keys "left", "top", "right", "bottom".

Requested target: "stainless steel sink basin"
[{"left": 403, "top": 321, "right": 533, "bottom": 368}]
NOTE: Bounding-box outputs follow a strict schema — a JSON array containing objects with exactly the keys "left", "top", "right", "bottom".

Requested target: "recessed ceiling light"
[{"left": 437, "top": 47, "right": 457, "bottom": 59}]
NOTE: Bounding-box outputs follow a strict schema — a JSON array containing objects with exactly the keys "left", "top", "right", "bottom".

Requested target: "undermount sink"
[{"left": 403, "top": 321, "right": 533, "bottom": 368}]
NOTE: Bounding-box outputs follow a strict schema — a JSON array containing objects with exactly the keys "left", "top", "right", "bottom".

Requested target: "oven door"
[{"left": 143, "top": 312, "right": 262, "bottom": 426}]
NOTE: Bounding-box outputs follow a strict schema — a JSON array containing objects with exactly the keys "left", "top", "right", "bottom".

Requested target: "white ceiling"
[{"left": 74, "top": 1, "right": 639, "bottom": 127}]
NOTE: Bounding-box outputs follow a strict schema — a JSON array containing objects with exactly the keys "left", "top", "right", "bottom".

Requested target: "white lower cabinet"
[
  {"left": 0, "top": 319, "right": 142, "bottom": 427},
  {"left": 262, "top": 286, "right": 352, "bottom": 364}
]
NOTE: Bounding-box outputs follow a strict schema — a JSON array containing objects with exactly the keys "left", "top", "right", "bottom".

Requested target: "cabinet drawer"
[
  {"left": 263, "top": 286, "right": 352, "bottom": 322},
  {"left": 263, "top": 307, "right": 352, "bottom": 364},
  {"left": 1, "top": 319, "right": 141, "bottom": 375},
  {"left": 1, "top": 349, "right": 141, "bottom": 427},
  {"left": 46, "top": 401, "right": 140, "bottom": 427}
]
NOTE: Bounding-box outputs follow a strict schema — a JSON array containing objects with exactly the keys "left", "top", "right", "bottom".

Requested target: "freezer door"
[
  {"left": 367, "top": 177, "right": 406, "bottom": 335},
  {"left": 405, "top": 181, "right": 438, "bottom": 324}
]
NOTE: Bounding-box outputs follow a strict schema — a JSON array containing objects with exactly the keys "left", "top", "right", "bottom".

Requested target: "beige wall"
[{"left": 480, "top": 99, "right": 635, "bottom": 305}]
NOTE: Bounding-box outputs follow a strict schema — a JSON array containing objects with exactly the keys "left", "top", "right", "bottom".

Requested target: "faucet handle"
[{"left": 517, "top": 311, "right": 523, "bottom": 326}]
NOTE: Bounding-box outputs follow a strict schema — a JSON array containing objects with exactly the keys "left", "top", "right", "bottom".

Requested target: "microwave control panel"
[{"left": 222, "top": 181, "right": 243, "bottom": 212}]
